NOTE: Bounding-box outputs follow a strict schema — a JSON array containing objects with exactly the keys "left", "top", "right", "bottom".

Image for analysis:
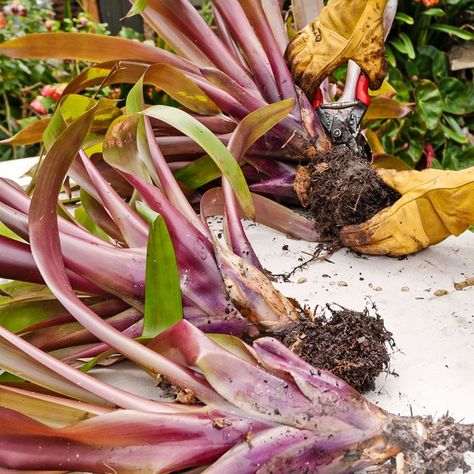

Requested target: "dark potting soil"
[
  {"left": 307, "top": 145, "right": 401, "bottom": 239},
  {"left": 272, "top": 305, "right": 394, "bottom": 393}
]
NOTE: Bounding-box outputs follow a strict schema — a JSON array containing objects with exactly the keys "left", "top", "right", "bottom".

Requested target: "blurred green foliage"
[
  {"left": 377, "top": 0, "right": 474, "bottom": 170},
  {"left": 0, "top": 0, "right": 141, "bottom": 161}
]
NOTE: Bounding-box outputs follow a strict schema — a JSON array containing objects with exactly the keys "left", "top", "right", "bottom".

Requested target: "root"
[
  {"left": 270, "top": 241, "right": 342, "bottom": 282},
  {"left": 305, "top": 145, "right": 401, "bottom": 239},
  {"left": 270, "top": 303, "right": 395, "bottom": 392},
  {"left": 378, "top": 416, "right": 474, "bottom": 473}
]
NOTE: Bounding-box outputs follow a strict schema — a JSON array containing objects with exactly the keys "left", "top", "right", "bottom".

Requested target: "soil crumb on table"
[
  {"left": 307, "top": 145, "right": 401, "bottom": 239},
  {"left": 273, "top": 305, "right": 394, "bottom": 392},
  {"left": 156, "top": 375, "right": 199, "bottom": 404}
]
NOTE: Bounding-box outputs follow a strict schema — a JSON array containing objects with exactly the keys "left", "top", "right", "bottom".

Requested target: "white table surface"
[{"left": 1, "top": 158, "right": 473, "bottom": 468}]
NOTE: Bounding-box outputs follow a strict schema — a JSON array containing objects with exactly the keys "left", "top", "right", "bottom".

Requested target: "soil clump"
[
  {"left": 272, "top": 305, "right": 394, "bottom": 392},
  {"left": 305, "top": 144, "right": 401, "bottom": 239}
]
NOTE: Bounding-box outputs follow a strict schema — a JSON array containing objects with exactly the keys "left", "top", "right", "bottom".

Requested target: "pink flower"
[
  {"left": 78, "top": 16, "right": 89, "bottom": 27},
  {"left": 0, "top": 12, "right": 6, "bottom": 28},
  {"left": 30, "top": 97, "right": 47, "bottom": 115},
  {"left": 423, "top": 143, "right": 435, "bottom": 168}
]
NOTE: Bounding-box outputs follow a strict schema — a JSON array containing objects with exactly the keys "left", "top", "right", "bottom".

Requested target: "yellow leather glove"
[
  {"left": 340, "top": 167, "right": 474, "bottom": 256},
  {"left": 285, "top": 0, "right": 388, "bottom": 97}
]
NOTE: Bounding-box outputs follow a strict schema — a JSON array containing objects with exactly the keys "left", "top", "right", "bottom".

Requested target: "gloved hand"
[
  {"left": 340, "top": 167, "right": 474, "bottom": 256},
  {"left": 285, "top": 0, "right": 388, "bottom": 98}
]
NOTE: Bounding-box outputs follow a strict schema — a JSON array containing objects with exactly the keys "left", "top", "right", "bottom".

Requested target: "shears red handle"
[
  {"left": 355, "top": 73, "right": 370, "bottom": 106},
  {"left": 312, "top": 73, "right": 371, "bottom": 109}
]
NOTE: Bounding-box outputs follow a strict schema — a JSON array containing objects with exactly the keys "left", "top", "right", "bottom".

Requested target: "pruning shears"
[{"left": 312, "top": 73, "right": 371, "bottom": 158}]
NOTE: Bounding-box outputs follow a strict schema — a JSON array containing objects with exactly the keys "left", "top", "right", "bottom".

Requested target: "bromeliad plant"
[
  {"left": 0, "top": 89, "right": 312, "bottom": 361},
  {"left": 0, "top": 65, "right": 394, "bottom": 392},
  {"left": 0, "top": 316, "right": 473, "bottom": 472},
  {"left": 0, "top": 85, "right": 449, "bottom": 471},
  {"left": 0, "top": 3, "right": 472, "bottom": 466},
  {"left": 0, "top": 0, "right": 427, "bottom": 391},
  {"left": 0, "top": 0, "right": 409, "bottom": 202}
]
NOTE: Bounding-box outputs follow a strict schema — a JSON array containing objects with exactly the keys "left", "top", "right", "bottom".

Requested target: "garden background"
[{"left": 1, "top": 0, "right": 473, "bottom": 167}]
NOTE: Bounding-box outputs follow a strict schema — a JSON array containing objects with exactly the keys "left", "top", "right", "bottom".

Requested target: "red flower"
[
  {"left": 41, "top": 84, "right": 64, "bottom": 101},
  {"left": 41, "top": 85, "right": 55, "bottom": 98},
  {"left": 0, "top": 12, "right": 6, "bottom": 28},
  {"left": 50, "top": 87, "right": 63, "bottom": 101},
  {"left": 415, "top": 0, "right": 440, "bottom": 6},
  {"left": 30, "top": 97, "right": 47, "bottom": 115}
]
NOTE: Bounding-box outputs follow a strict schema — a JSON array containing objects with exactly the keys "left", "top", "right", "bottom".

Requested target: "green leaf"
[
  {"left": 79, "top": 349, "right": 117, "bottom": 373},
  {"left": 145, "top": 64, "right": 220, "bottom": 115},
  {"left": 443, "top": 115, "right": 466, "bottom": 137},
  {"left": 404, "top": 60, "right": 419, "bottom": 80},
  {"left": 124, "top": 0, "right": 148, "bottom": 18},
  {"left": 0, "top": 222, "right": 24, "bottom": 242},
  {"left": 74, "top": 205, "right": 111, "bottom": 242},
  {"left": 440, "top": 123, "right": 468, "bottom": 145},
  {"left": 422, "top": 8, "right": 445, "bottom": 17},
  {"left": 430, "top": 24, "right": 474, "bottom": 40},
  {"left": 106, "top": 78, "right": 161, "bottom": 186},
  {"left": 456, "top": 145, "right": 474, "bottom": 170},
  {"left": 390, "top": 35, "right": 417, "bottom": 59},
  {"left": 0, "top": 371, "right": 24, "bottom": 382},
  {"left": 143, "top": 216, "right": 183, "bottom": 338},
  {"left": 103, "top": 114, "right": 151, "bottom": 182},
  {"left": 415, "top": 80, "right": 443, "bottom": 130},
  {"left": 417, "top": 46, "right": 448, "bottom": 81},
  {"left": 174, "top": 155, "right": 221, "bottom": 189},
  {"left": 395, "top": 12, "right": 414, "bottom": 24},
  {"left": 0, "top": 281, "right": 49, "bottom": 300},
  {"left": 430, "top": 158, "right": 443, "bottom": 169},
  {"left": 144, "top": 106, "right": 255, "bottom": 219},
  {"left": 135, "top": 201, "right": 159, "bottom": 225},
  {"left": 377, "top": 119, "right": 401, "bottom": 154},
  {"left": 0, "top": 298, "right": 66, "bottom": 333},
  {"left": 126, "top": 76, "right": 145, "bottom": 115},
  {"left": 385, "top": 44, "right": 396, "bottom": 68},
  {"left": 390, "top": 38, "right": 409, "bottom": 56},
  {"left": 398, "top": 120, "right": 425, "bottom": 166},
  {"left": 43, "top": 95, "right": 120, "bottom": 150},
  {"left": 174, "top": 99, "right": 295, "bottom": 190},
  {"left": 388, "top": 68, "right": 411, "bottom": 102},
  {"left": 439, "top": 78, "right": 473, "bottom": 115},
  {"left": 399, "top": 33, "right": 416, "bottom": 59},
  {"left": 441, "top": 140, "right": 474, "bottom": 170}
]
